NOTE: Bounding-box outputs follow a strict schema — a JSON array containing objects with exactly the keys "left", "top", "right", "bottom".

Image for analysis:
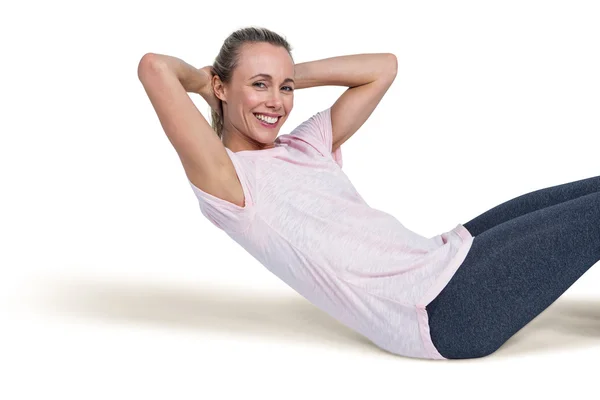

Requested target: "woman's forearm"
[
  {"left": 141, "top": 53, "right": 209, "bottom": 94},
  {"left": 293, "top": 53, "right": 397, "bottom": 89}
]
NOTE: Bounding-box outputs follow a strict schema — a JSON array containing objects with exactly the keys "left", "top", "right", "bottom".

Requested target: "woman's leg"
[
  {"left": 426, "top": 191, "right": 600, "bottom": 359},
  {"left": 463, "top": 175, "right": 600, "bottom": 237}
]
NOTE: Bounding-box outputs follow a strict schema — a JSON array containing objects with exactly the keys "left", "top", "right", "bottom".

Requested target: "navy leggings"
[{"left": 426, "top": 175, "right": 600, "bottom": 359}]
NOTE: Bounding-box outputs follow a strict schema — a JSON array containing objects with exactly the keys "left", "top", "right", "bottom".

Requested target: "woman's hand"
[{"left": 197, "top": 65, "right": 221, "bottom": 115}]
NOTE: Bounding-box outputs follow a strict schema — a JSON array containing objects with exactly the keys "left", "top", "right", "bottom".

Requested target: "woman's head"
[{"left": 210, "top": 27, "right": 295, "bottom": 151}]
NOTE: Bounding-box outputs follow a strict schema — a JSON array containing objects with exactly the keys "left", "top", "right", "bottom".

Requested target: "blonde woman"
[{"left": 138, "top": 26, "right": 600, "bottom": 360}]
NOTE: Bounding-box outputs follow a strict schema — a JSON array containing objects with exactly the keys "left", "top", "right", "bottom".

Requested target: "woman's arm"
[
  {"left": 293, "top": 53, "right": 396, "bottom": 89},
  {"left": 142, "top": 53, "right": 220, "bottom": 112},
  {"left": 293, "top": 53, "right": 398, "bottom": 152},
  {"left": 144, "top": 53, "right": 209, "bottom": 93}
]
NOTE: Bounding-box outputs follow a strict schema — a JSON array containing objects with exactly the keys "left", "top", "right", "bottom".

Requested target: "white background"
[{"left": 2, "top": 0, "right": 600, "bottom": 398}]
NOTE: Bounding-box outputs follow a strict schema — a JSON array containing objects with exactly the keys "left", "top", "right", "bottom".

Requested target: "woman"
[{"left": 137, "top": 26, "right": 600, "bottom": 360}]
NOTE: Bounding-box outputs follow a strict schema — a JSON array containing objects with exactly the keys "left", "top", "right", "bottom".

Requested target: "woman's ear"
[{"left": 212, "top": 75, "right": 227, "bottom": 102}]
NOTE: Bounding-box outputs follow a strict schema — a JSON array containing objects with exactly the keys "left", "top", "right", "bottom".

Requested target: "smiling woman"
[
  {"left": 140, "top": 26, "right": 482, "bottom": 361},
  {"left": 206, "top": 29, "right": 296, "bottom": 152}
]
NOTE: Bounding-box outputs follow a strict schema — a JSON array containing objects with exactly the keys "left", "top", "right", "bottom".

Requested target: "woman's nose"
[{"left": 266, "top": 90, "right": 283, "bottom": 108}]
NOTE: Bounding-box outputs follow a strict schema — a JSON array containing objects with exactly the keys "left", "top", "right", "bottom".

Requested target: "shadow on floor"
[{"left": 25, "top": 273, "right": 600, "bottom": 361}]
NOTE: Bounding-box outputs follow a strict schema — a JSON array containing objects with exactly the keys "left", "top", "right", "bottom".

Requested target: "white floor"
[{"left": 3, "top": 261, "right": 600, "bottom": 400}]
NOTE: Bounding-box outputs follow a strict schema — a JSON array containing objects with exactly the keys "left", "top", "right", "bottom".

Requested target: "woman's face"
[{"left": 216, "top": 42, "right": 295, "bottom": 150}]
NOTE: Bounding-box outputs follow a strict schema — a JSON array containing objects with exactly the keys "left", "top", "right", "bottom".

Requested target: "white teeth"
[{"left": 255, "top": 113, "right": 278, "bottom": 124}]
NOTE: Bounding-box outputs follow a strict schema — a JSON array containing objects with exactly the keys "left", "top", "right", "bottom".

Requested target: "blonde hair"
[{"left": 210, "top": 26, "right": 294, "bottom": 139}]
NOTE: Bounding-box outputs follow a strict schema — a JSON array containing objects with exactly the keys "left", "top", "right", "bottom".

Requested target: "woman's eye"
[{"left": 253, "top": 82, "right": 294, "bottom": 92}]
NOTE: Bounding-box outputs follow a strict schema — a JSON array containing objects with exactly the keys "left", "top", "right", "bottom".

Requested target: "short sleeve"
[
  {"left": 187, "top": 149, "right": 256, "bottom": 233},
  {"left": 288, "top": 107, "right": 343, "bottom": 168}
]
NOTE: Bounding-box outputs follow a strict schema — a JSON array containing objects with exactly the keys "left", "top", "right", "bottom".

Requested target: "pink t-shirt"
[{"left": 188, "top": 107, "right": 474, "bottom": 359}]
